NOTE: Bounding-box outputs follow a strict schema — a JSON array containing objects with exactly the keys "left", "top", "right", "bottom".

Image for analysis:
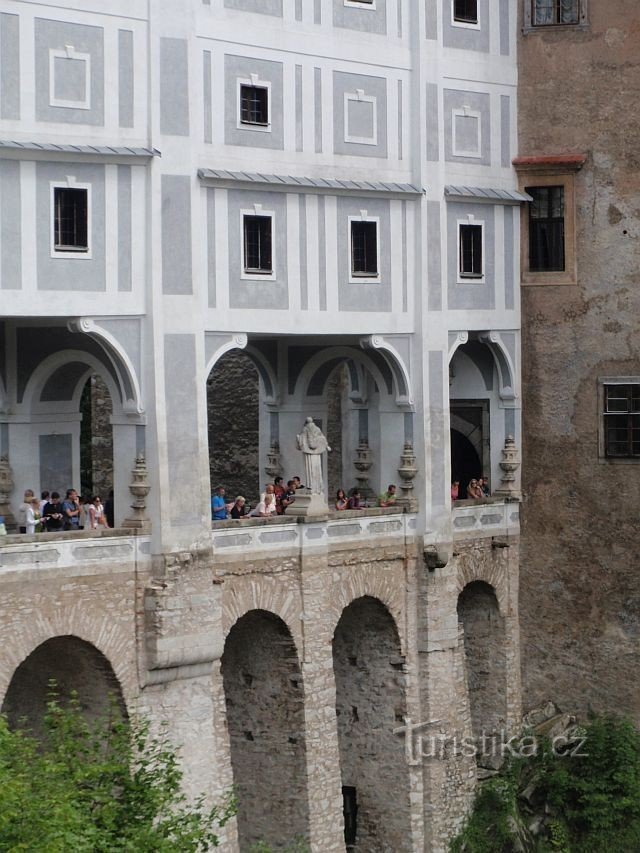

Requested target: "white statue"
[{"left": 296, "top": 417, "right": 331, "bottom": 496}]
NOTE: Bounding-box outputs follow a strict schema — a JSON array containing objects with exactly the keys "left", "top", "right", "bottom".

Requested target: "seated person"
[
  {"left": 211, "top": 486, "right": 228, "bottom": 520},
  {"left": 230, "top": 496, "right": 249, "bottom": 519},
  {"left": 451, "top": 481, "right": 460, "bottom": 501},
  {"left": 335, "top": 489, "right": 348, "bottom": 511},
  {"left": 480, "top": 476, "right": 490, "bottom": 497},
  {"left": 347, "top": 488, "right": 364, "bottom": 510},
  {"left": 250, "top": 493, "right": 277, "bottom": 518},
  {"left": 378, "top": 484, "right": 397, "bottom": 507}
]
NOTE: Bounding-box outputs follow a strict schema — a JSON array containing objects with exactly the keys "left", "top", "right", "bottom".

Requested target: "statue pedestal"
[{"left": 284, "top": 490, "right": 329, "bottom": 520}]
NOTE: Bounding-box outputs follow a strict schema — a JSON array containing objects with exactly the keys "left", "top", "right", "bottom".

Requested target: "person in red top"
[{"left": 273, "top": 477, "right": 286, "bottom": 514}]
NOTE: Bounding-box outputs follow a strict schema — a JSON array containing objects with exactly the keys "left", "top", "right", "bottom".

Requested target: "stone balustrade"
[
  {"left": 0, "top": 528, "right": 151, "bottom": 576},
  {"left": 451, "top": 497, "right": 520, "bottom": 540},
  {"left": 211, "top": 507, "right": 416, "bottom": 556}
]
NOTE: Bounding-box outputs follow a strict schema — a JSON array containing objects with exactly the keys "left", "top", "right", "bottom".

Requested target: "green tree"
[{"left": 0, "top": 693, "right": 235, "bottom": 852}]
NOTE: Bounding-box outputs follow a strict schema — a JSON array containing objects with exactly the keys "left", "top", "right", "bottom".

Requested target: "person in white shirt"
[
  {"left": 88, "top": 496, "right": 109, "bottom": 529},
  {"left": 250, "top": 493, "right": 277, "bottom": 518}
]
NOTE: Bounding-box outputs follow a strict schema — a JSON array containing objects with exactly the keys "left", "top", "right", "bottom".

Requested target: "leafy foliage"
[
  {"left": 0, "top": 692, "right": 235, "bottom": 852},
  {"left": 451, "top": 716, "right": 640, "bottom": 853}
]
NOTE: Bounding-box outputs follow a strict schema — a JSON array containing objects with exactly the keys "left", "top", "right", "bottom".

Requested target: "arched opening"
[
  {"left": 221, "top": 610, "right": 309, "bottom": 850},
  {"left": 207, "top": 350, "right": 260, "bottom": 505},
  {"left": 457, "top": 582, "right": 507, "bottom": 747},
  {"left": 332, "top": 597, "right": 411, "bottom": 852},
  {"left": 450, "top": 428, "right": 482, "bottom": 499},
  {"left": 1, "top": 636, "right": 126, "bottom": 738}
]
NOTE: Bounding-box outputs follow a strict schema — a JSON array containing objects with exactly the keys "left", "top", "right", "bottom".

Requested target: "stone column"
[
  {"left": 298, "top": 521, "right": 346, "bottom": 852},
  {"left": 0, "top": 455, "right": 16, "bottom": 531}
]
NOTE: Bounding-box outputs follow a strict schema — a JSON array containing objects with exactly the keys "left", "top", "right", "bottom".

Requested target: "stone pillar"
[
  {"left": 122, "top": 454, "right": 152, "bottom": 532},
  {"left": 494, "top": 436, "right": 521, "bottom": 499},
  {"left": 397, "top": 441, "right": 418, "bottom": 511},
  {"left": 298, "top": 522, "right": 346, "bottom": 852}
]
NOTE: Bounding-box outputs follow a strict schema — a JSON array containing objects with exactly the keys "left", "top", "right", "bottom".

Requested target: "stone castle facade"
[{"left": 0, "top": 0, "right": 536, "bottom": 849}]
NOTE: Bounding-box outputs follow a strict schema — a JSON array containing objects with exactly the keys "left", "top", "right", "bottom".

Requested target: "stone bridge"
[{"left": 0, "top": 501, "right": 520, "bottom": 852}]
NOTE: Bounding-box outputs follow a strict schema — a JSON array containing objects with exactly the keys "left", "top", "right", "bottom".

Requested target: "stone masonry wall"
[{"left": 518, "top": 1, "right": 640, "bottom": 721}]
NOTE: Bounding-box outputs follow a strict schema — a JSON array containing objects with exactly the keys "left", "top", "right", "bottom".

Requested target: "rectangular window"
[
  {"left": 604, "top": 384, "right": 640, "bottom": 458},
  {"left": 53, "top": 187, "right": 88, "bottom": 252},
  {"left": 240, "top": 85, "right": 269, "bottom": 126},
  {"left": 351, "top": 221, "right": 378, "bottom": 277},
  {"left": 527, "top": 185, "right": 565, "bottom": 272},
  {"left": 459, "top": 223, "right": 483, "bottom": 278},
  {"left": 532, "top": 0, "right": 579, "bottom": 26},
  {"left": 454, "top": 0, "right": 478, "bottom": 24},
  {"left": 243, "top": 215, "right": 272, "bottom": 274}
]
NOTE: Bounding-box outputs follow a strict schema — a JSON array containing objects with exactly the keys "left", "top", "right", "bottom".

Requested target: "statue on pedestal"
[{"left": 296, "top": 417, "right": 331, "bottom": 496}]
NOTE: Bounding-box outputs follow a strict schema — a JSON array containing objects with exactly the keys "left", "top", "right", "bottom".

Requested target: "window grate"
[
  {"left": 604, "top": 384, "right": 640, "bottom": 458},
  {"left": 54, "top": 187, "right": 88, "bottom": 251},
  {"left": 532, "top": 0, "right": 579, "bottom": 26},
  {"left": 351, "top": 221, "right": 378, "bottom": 276},
  {"left": 527, "top": 185, "right": 565, "bottom": 272},
  {"left": 243, "top": 215, "right": 272, "bottom": 273},
  {"left": 459, "top": 224, "right": 483, "bottom": 277},
  {"left": 240, "top": 85, "right": 269, "bottom": 126}
]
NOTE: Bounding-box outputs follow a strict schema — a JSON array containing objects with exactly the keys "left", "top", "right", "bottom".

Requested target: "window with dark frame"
[
  {"left": 604, "top": 384, "right": 640, "bottom": 459},
  {"left": 53, "top": 187, "right": 88, "bottom": 252},
  {"left": 243, "top": 215, "right": 272, "bottom": 274},
  {"left": 532, "top": 0, "right": 579, "bottom": 26},
  {"left": 459, "top": 223, "right": 483, "bottom": 278},
  {"left": 527, "top": 185, "right": 565, "bottom": 272},
  {"left": 240, "top": 85, "right": 269, "bottom": 126},
  {"left": 351, "top": 221, "right": 378, "bottom": 277},
  {"left": 454, "top": 0, "right": 478, "bottom": 24}
]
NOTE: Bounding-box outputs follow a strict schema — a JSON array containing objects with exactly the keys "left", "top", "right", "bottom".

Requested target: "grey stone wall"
[
  {"left": 207, "top": 351, "right": 260, "bottom": 503},
  {"left": 518, "top": 0, "right": 640, "bottom": 721},
  {"left": 90, "top": 374, "right": 113, "bottom": 499}
]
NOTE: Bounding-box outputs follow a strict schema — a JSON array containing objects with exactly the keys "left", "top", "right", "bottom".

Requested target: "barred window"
[
  {"left": 240, "top": 85, "right": 269, "bottom": 126},
  {"left": 532, "top": 0, "right": 579, "bottom": 26},
  {"left": 604, "top": 384, "right": 640, "bottom": 458},
  {"left": 243, "top": 215, "right": 272, "bottom": 273},
  {"left": 351, "top": 221, "right": 378, "bottom": 277},
  {"left": 53, "top": 187, "right": 88, "bottom": 252},
  {"left": 527, "top": 185, "right": 565, "bottom": 272},
  {"left": 459, "top": 223, "right": 483, "bottom": 278}
]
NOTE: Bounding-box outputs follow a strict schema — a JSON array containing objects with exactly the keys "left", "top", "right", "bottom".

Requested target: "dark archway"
[
  {"left": 457, "top": 582, "right": 507, "bottom": 745},
  {"left": 1, "top": 636, "right": 126, "bottom": 737},
  {"left": 451, "top": 428, "right": 482, "bottom": 498},
  {"left": 207, "top": 350, "right": 260, "bottom": 503},
  {"left": 332, "top": 597, "right": 411, "bottom": 852},
  {"left": 221, "top": 610, "right": 309, "bottom": 850}
]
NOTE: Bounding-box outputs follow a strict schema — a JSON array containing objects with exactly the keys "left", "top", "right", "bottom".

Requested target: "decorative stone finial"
[
  {"left": 123, "top": 453, "right": 151, "bottom": 531},
  {"left": 264, "top": 441, "right": 281, "bottom": 478},
  {"left": 353, "top": 438, "right": 373, "bottom": 500},
  {"left": 397, "top": 441, "right": 418, "bottom": 511},
  {"left": 494, "top": 435, "right": 521, "bottom": 499}
]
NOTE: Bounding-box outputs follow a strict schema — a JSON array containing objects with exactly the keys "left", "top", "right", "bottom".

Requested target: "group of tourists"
[
  {"left": 450, "top": 477, "right": 491, "bottom": 501},
  {"left": 212, "top": 479, "right": 400, "bottom": 521},
  {"left": 16, "top": 488, "right": 112, "bottom": 534}
]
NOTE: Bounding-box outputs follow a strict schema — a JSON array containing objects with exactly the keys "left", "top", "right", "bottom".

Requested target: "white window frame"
[
  {"left": 236, "top": 74, "right": 272, "bottom": 133},
  {"left": 50, "top": 177, "right": 92, "bottom": 260},
  {"left": 344, "top": 90, "right": 378, "bottom": 146},
  {"left": 348, "top": 211, "right": 381, "bottom": 283},
  {"left": 345, "top": 0, "right": 376, "bottom": 9},
  {"left": 451, "top": 0, "right": 481, "bottom": 29},
  {"left": 49, "top": 45, "right": 91, "bottom": 110},
  {"left": 452, "top": 106, "right": 482, "bottom": 158},
  {"left": 457, "top": 215, "right": 485, "bottom": 283},
  {"left": 240, "top": 204, "right": 276, "bottom": 281}
]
